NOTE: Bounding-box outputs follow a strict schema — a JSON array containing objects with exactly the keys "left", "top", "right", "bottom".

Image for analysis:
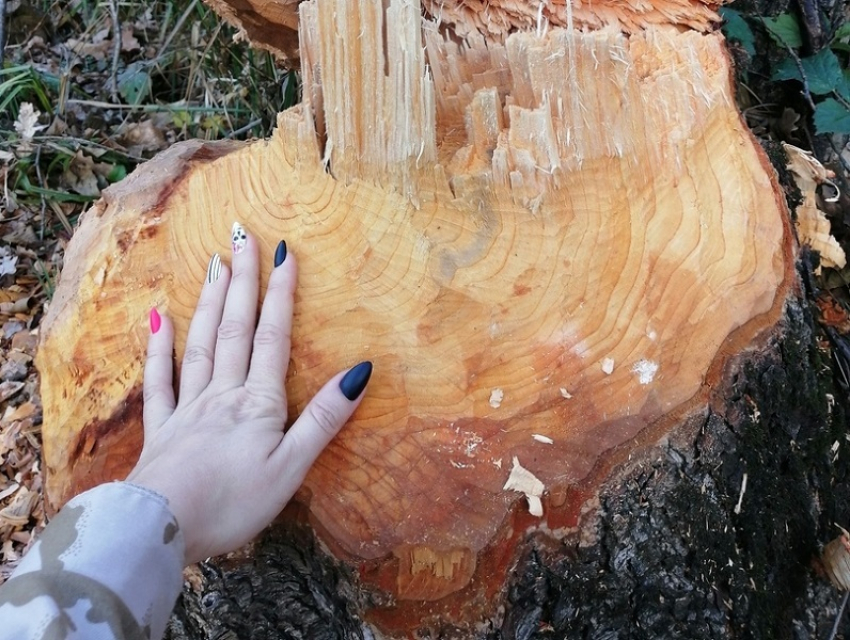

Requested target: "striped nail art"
[
  {"left": 232, "top": 222, "right": 247, "bottom": 255},
  {"left": 206, "top": 253, "right": 222, "bottom": 283}
]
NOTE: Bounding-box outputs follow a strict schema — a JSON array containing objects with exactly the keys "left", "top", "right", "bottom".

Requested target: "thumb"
[{"left": 272, "top": 361, "right": 372, "bottom": 482}]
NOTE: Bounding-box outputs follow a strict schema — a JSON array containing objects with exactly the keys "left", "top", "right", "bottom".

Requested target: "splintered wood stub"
[{"left": 38, "top": 0, "right": 791, "bottom": 627}]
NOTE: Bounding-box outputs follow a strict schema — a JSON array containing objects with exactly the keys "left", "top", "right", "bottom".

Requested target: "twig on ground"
[
  {"left": 0, "top": 0, "right": 7, "bottom": 68},
  {"left": 34, "top": 145, "right": 48, "bottom": 239},
  {"left": 226, "top": 118, "right": 262, "bottom": 139},
  {"left": 108, "top": 0, "right": 122, "bottom": 102},
  {"left": 796, "top": 0, "right": 824, "bottom": 50},
  {"left": 783, "top": 40, "right": 818, "bottom": 113}
]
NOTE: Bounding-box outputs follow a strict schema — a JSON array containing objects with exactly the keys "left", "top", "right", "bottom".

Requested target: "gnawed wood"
[{"left": 39, "top": 0, "right": 792, "bottom": 630}]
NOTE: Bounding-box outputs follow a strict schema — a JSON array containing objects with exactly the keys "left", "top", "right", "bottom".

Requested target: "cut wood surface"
[{"left": 38, "top": 0, "right": 793, "bottom": 624}]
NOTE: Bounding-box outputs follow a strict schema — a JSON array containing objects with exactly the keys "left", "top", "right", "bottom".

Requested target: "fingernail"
[
  {"left": 339, "top": 361, "right": 372, "bottom": 401},
  {"left": 274, "top": 240, "right": 287, "bottom": 267},
  {"left": 206, "top": 253, "right": 222, "bottom": 283},
  {"left": 150, "top": 308, "right": 161, "bottom": 334},
  {"left": 231, "top": 221, "right": 247, "bottom": 255}
]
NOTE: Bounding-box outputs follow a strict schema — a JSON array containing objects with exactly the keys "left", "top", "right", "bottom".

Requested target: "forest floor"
[
  {"left": 0, "top": 0, "right": 296, "bottom": 582},
  {"left": 1, "top": 0, "right": 850, "bottom": 618}
]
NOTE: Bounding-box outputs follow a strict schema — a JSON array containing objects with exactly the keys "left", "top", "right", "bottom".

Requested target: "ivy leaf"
[
  {"left": 814, "top": 98, "right": 850, "bottom": 134},
  {"left": 772, "top": 49, "right": 844, "bottom": 95},
  {"left": 762, "top": 14, "right": 803, "bottom": 48},
  {"left": 719, "top": 8, "right": 756, "bottom": 56}
]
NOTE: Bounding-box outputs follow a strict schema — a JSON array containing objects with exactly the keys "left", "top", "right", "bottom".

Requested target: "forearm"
[{"left": 0, "top": 482, "right": 185, "bottom": 640}]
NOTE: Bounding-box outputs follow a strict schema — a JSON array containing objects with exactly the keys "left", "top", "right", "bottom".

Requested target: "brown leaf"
[
  {"left": 11, "top": 330, "right": 38, "bottom": 353},
  {"left": 817, "top": 297, "right": 850, "bottom": 333},
  {"left": 120, "top": 25, "right": 141, "bottom": 52},
  {"left": 61, "top": 151, "right": 100, "bottom": 197},
  {"left": 0, "top": 382, "right": 24, "bottom": 404},
  {"left": 0, "top": 487, "right": 37, "bottom": 528},
  {"left": 119, "top": 119, "right": 168, "bottom": 156},
  {"left": 0, "top": 297, "right": 30, "bottom": 315},
  {"left": 3, "top": 403, "right": 36, "bottom": 423},
  {"left": 66, "top": 27, "right": 112, "bottom": 60},
  {"left": 0, "top": 358, "right": 28, "bottom": 383}
]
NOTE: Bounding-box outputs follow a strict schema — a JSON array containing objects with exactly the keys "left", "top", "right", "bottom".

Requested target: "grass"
[{"left": 1, "top": 0, "right": 299, "bottom": 237}]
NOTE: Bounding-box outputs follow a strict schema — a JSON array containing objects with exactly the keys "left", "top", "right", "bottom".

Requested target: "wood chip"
[
  {"left": 489, "top": 388, "right": 504, "bottom": 408},
  {"left": 503, "top": 456, "right": 545, "bottom": 517}
]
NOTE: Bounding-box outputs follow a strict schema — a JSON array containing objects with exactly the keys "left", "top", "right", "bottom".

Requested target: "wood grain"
[{"left": 39, "top": 0, "right": 791, "bottom": 607}]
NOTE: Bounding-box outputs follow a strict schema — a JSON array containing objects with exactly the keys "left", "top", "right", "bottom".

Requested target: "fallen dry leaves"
[
  {"left": 784, "top": 142, "right": 847, "bottom": 273},
  {"left": 0, "top": 209, "right": 61, "bottom": 583}
]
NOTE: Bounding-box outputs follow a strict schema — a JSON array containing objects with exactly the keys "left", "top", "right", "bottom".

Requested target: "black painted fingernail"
[
  {"left": 274, "top": 240, "right": 287, "bottom": 267},
  {"left": 339, "top": 361, "right": 372, "bottom": 401}
]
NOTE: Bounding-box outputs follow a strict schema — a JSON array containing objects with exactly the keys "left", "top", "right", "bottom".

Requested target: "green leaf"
[
  {"left": 772, "top": 49, "right": 844, "bottom": 95},
  {"left": 814, "top": 98, "right": 850, "bottom": 134},
  {"left": 118, "top": 63, "right": 152, "bottom": 106},
  {"left": 762, "top": 14, "right": 803, "bottom": 48},
  {"left": 836, "top": 70, "right": 850, "bottom": 101},
  {"left": 171, "top": 110, "right": 193, "bottom": 129},
  {"left": 833, "top": 22, "right": 850, "bottom": 42},
  {"left": 719, "top": 8, "right": 756, "bottom": 56},
  {"left": 106, "top": 164, "right": 127, "bottom": 183}
]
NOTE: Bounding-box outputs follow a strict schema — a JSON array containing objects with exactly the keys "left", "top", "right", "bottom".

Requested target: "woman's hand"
[{"left": 126, "top": 223, "right": 371, "bottom": 565}]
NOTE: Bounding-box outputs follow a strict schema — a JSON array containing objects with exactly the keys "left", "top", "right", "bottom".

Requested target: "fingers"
[
  {"left": 143, "top": 308, "right": 176, "bottom": 435},
  {"left": 179, "top": 253, "right": 231, "bottom": 403},
  {"left": 271, "top": 362, "right": 373, "bottom": 483},
  {"left": 213, "top": 222, "right": 260, "bottom": 388},
  {"left": 246, "top": 241, "right": 296, "bottom": 395}
]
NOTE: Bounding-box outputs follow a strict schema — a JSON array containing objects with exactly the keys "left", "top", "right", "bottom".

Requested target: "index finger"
[{"left": 246, "top": 240, "right": 296, "bottom": 394}]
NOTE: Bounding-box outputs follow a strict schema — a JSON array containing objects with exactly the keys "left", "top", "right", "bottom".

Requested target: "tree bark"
[{"left": 34, "top": 0, "right": 833, "bottom": 636}]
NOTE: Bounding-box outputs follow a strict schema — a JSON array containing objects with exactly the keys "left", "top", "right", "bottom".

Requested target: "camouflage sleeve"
[{"left": 0, "top": 482, "right": 185, "bottom": 640}]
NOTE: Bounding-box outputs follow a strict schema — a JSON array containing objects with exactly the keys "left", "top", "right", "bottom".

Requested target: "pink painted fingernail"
[
  {"left": 150, "top": 308, "right": 161, "bottom": 334},
  {"left": 231, "top": 221, "right": 247, "bottom": 255}
]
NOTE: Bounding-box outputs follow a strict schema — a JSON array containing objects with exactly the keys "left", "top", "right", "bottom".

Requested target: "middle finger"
[{"left": 213, "top": 221, "right": 259, "bottom": 388}]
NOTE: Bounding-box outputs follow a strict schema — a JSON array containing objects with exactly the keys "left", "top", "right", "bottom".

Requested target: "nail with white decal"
[{"left": 231, "top": 222, "right": 247, "bottom": 255}]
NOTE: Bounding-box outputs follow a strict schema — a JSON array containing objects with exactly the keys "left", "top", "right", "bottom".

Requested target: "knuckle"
[
  {"left": 253, "top": 324, "right": 288, "bottom": 347},
  {"left": 217, "top": 319, "right": 250, "bottom": 342},
  {"left": 307, "top": 400, "right": 342, "bottom": 438},
  {"left": 245, "top": 387, "right": 286, "bottom": 416},
  {"left": 182, "top": 345, "right": 214, "bottom": 367},
  {"left": 143, "top": 382, "right": 170, "bottom": 405},
  {"left": 194, "top": 296, "right": 216, "bottom": 313}
]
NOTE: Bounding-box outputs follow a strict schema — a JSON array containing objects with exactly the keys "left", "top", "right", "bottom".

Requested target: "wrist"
[{"left": 125, "top": 466, "right": 199, "bottom": 564}]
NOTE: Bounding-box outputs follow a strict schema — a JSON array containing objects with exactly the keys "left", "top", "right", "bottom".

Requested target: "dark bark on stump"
[{"left": 165, "top": 279, "right": 850, "bottom": 640}]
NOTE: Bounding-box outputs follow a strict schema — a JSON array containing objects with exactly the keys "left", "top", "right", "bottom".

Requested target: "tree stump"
[{"left": 37, "top": 0, "right": 814, "bottom": 635}]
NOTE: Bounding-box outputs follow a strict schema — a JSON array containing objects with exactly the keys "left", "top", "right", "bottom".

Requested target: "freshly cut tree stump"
[{"left": 38, "top": 0, "right": 793, "bottom": 630}]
